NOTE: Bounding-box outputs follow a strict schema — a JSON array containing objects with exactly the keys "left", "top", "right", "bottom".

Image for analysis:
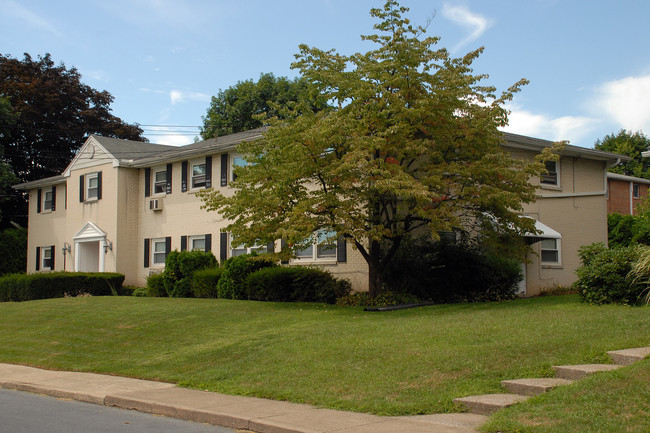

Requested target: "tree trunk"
[{"left": 367, "top": 239, "right": 383, "bottom": 298}]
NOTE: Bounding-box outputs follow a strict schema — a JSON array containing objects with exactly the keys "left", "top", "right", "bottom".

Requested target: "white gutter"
[{"left": 537, "top": 191, "right": 606, "bottom": 198}]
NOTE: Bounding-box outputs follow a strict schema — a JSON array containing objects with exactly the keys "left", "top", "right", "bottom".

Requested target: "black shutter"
[
  {"left": 51, "top": 186, "right": 56, "bottom": 211},
  {"left": 144, "top": 239, "right": 150, "bottom": 268},
  {"left": 220, "top": 232, "right": 228, "bottom": 262},
  {"left": 35, "top": 247, "right": 40, "bottom": 270},
  {"left": 337, "top": 236, "right": 347, "bottom": 263},
  {"left": 181, "top": 161, "right": 188, "bottom": 192},
  {"left": 144, "top": 168, "right": 151, "bottom": 197},
  {"left": 166, "top": 163, "right": 172, "bottom": 194},
  {"left": 180, "top": 236, "right": 187, "bottom": 252},
  {"left": 267, "top": 241, "right": 275, "bottom": 253},
  {"left": 221, "top": 153, "right": 228, "bottom": 186},
  {"left": 165, "top": 237, "right": 171, "bottom": 259},
  {"left": 97, "top": 172, "right": 102, "bottom": 200},
  {"left": 37, "top": 189, "right": 42, "bottom": 213},
  {"left": 79, "top": 175, "right": 84, "bottom": 202},
  {"left": 205, "top": 234, "right": 212, "bottom": 252},
  {"left": 51, "top": 245, "right": 55, "bottom": 270},
  {"left": 205, "top": 156, "right": 212, "bottom": 188}
]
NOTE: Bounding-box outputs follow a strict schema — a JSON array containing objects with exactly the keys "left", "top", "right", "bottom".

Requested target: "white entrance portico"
[{"left": 73, "top": 222, "right": 110, "bottom": 272}]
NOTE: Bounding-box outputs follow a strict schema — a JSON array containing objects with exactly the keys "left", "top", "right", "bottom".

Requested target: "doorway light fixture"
[{"left": 104, "top": 240, "right": 113, "bottom": 253}]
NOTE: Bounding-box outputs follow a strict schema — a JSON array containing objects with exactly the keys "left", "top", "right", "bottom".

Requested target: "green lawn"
[{"left": 0, "top": 295, "right": 647, "bottom": 425}]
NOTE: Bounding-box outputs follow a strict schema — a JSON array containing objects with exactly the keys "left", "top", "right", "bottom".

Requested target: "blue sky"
[{"left": 2, "top": 0, "right": 650, "bottom": 148}]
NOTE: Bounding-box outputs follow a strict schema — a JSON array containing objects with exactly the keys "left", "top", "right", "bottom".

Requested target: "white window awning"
[{"left": 524, "top": 219, "right": 562, "bottom": 243}]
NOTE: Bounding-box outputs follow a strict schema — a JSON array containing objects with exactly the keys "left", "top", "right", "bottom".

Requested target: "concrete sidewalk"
[{"left": 0, "top": 363, "right": 485, "bottom": 433}]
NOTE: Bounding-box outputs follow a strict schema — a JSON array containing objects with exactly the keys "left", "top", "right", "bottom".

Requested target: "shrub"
[
  {"left": 0, "top": 227, "right": 27, "bottom": 276},
  {"left": 216, "top": 254, "right": 276, "bottom": 300},
  {"left": 163, "top": 250, "right": 218, "bottom": 297},
  {"left": 191, "top": 268, "right": 225, "bottom": 298},
  {"left": 384, "top": 237, "right": 522, "bottom": 303},
  {"left": 336, "top": 291, "right": 420, "bottom": 307},
  {"left": 145, "top": 273, "right": 167, "bottom": 297},
  {"left": 575, "top": 243, "right": 642, "bottom": 305},
  {"left": 246, "top": 266, "right": 351, "bottom": 303},
  {"left": 0, "top": 272, "right": 125, "bottom": 302}
]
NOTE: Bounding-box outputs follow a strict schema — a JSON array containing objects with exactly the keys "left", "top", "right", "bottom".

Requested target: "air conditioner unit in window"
[{"left": 149, "top": 198, "right": 163, "bottom": 211}]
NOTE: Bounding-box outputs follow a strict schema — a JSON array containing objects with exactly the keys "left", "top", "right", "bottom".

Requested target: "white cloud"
[
  {"left": 591, "top": 74, "right": 650, "bottom": 134},
  {"left": 169, "top": 90, "right": 211, "bottom": 105},
  {"left": 441, "top": 4, "right": 491, "bottom": 51},
  {"left": 2, "top": 0, "right": 61, "bottom": 36},
  {"left": 143, "top": 126, "right": 200, "bottom": 146},
  {"left": 502, "top": 104, "right": 598, "bottom": 144}
]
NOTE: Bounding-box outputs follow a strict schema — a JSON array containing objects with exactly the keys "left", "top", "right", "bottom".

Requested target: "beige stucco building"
[{"left": 14, "top": 129, "right": 627, "bottom": 296}]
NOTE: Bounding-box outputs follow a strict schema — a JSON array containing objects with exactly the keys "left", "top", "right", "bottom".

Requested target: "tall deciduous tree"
[
  {"left": 199, "top": 1, "right": 556, "bottom": 297},
  {"left": 200, "top": 72, "right": 327, "bottom": 139},
  {"left": 0, "top": 53, "right": 145, "bottom": 183},
  {"left": 595, "top": 129, "right": 650, "bottom": 179}
]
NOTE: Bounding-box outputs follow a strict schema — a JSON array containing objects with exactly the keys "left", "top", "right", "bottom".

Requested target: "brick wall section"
[{"left": 607, "top": 179, "right": 649, "bottom": 215}]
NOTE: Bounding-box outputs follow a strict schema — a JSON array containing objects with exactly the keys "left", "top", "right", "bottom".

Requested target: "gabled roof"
[
  {"left": 91, "top": 135, "right": 177, "bottom": 161},
  {"left": 13, "top": 174, "right": 67, "bottom": 191},
  {"left": 502, "top": 132, "right": 631, "bottom": 163},
  {"left": 607, "top": 172, "right": 650, "bottom": 185},
  {"left": 128, "top": 127, "right": 267, "bottom": 167}
]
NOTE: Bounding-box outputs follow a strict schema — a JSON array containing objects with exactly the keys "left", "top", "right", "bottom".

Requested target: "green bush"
[
  {"left": 245, "top": 266, "right": 351, "bottom": 303},
  {"left": 216, "top": 254, "right": 276, "bottom": 300},
  {"left": 336, "top": 291, "right": 420, "bottom": 307},
  {"left": 0, "top": 272, "right": 125, "bottom": 302},
  {"left": 575, "top": 243, "right": 643, "bottom": 305},
  {"left": 384, "top": 237, "right": 522, "bottom": 303},
  {"left": 145, "top": 273, "right": 167, "bottom": 297},
  {"left": 163, "top": 250, "right": 218, "bottom": 297},
  {"left": 0, "top": 227, "right": 27, "bottom": 276},
  {"left": 191, "top": 268, "right": 225, "bottom": 298}
]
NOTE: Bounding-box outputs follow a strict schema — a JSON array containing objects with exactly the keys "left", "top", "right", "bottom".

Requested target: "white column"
[
  {"left": 74, "top": 242, "right": 80, "bottom": 272},
  {"left": 99, "top": 239, "right": 106, "bottom": 272}
]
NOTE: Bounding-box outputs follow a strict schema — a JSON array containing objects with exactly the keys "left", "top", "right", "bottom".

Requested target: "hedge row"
[{"left": 0, "top": 272, "right": 125, "bottom": 302}]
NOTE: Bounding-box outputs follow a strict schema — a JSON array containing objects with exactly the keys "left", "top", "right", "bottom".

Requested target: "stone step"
[
  {"left": 607, "top": 347, "right": 650, "bottom": 365},
  {"left": 453, "top": 393, "right": 529, "bottom": 415},
  {"left": 553, "top": 364, "right": 624, "bottom": 380},
  {"left": 501, "top": 378, "right": 574, "bottom": 396}
]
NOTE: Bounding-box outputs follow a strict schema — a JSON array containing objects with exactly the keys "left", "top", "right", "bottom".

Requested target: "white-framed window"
[
  {"left": 296, "top": 230, "right": 337, "bottom": 261},
  {"left": 86, "top": 172, "right": 99, "bottom": 200},
  {"left": 43, "top": 189, "right": 53, "bottom": 211},
  {"left": 540, "top": 238, "right": 561, "bottom": 264},
  {"left": 633, "top": 183, "right": 640, "bottom": 199},
  {"left": 191, "top": 162, "right": 206, "bottom": 189},
  {"left": 230, "top": 234, "right": 268, "bottom": 257},
  {"left": 189, "top": 235, "right": 206, "bottom": 252},
  {"left": 154, "top": 168, "right": 167, "bottom": 194},
  {"left": 231, "top": 155, "right": 248, "bottom": 181},
  {"left": 152, "top": 238, "right": 167, "bottom": 265},
  {"left": 540, "top": 160, "right": 559, "bottom": 186},
  {"left": 41, "top": 246, "right": 53, "bottom": 270}
]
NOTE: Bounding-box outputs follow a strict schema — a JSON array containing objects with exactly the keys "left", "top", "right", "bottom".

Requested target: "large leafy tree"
[
  {"left": 0, "top": 53, "right": 145, "bottom": 183},
  {"left": 199, "top": 1, "right": 556, "bottom": 297},
  {"left": 200, "top": 72, "right": 327, "bottom": 139},
  {"left": 595, "top": 129, "right": 650, "bottom": 179}
]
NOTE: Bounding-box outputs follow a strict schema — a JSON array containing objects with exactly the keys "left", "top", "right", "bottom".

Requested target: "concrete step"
[
  {"left": 501, "top": 378, "right": 574, "bottom": 396},
  {"left": 607, "top": 347, "right": 650, "bottom": 365},
  {"left": 453, "top": 393, "right": 529, "bottom": 415},
  {"left": 553, "top": 364, "right": 624, "bottom": 380}
]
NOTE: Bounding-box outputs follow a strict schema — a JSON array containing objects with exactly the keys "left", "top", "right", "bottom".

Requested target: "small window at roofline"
[
  {"left": 540, "top": 161, "right": 558, "bottom": 186},
  {"left": 192, "top": 163, "right": 206, "bottom": 189},
  {"left": 154, "top": 169, "right": 167, "bottom": 194},
  {"left": 633, "top": 183, "right": 640, "bottom": 199},
  {"left": 43, "top": 190, "right": 53, "bottom": 211}
]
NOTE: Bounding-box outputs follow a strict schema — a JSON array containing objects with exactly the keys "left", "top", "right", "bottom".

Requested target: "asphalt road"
[{"left": 0, "top": 388, "right": 238, "bottom": 433}]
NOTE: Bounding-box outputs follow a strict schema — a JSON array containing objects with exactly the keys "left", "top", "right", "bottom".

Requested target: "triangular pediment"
[
  {"left": 63, "top": 136, "right": 119, "bottom": 176},
  {"left": 73, "top": 222, "right": 106, "bottom": 240}
]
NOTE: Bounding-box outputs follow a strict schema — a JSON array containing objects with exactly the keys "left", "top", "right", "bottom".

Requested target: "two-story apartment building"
[{"left": 14, "top": 128, "right": 627, "bottom": 296}]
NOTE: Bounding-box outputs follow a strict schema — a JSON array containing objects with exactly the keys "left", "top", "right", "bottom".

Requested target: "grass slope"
[{"left": 0, "top": 295, "right": 647, "bottom": 419}]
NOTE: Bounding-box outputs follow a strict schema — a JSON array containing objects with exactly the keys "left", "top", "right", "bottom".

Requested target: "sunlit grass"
[{"left": 0, "top": 295, "right": 647, "bottom": 417}]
